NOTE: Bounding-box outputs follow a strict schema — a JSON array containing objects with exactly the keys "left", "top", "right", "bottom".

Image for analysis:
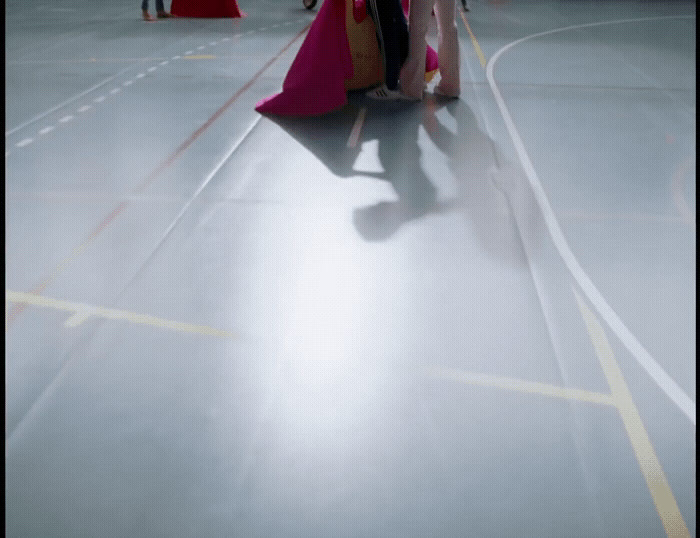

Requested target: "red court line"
[{"left": 6, "top": 24, "right": 310, "bottom": 330}]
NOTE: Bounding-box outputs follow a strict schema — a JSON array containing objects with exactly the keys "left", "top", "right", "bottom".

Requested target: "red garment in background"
[{"left": 170, "top": 0, "right": 246, "bottom": 18}]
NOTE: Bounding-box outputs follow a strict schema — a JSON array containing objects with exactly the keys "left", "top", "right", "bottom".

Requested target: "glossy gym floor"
[{"left": 5, "top": 0, "right": 696, "bottom": 536}]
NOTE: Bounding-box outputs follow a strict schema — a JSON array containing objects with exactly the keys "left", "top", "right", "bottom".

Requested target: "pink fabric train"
[{"left": 255, "top": 0, "right": 438, "bottom": 117}]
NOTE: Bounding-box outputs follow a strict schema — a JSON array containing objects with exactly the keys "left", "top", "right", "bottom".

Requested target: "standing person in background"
[
  {"left": 142, "top": 0, "right": 174, "bottom": 20},
  {"left": 365, "top": 0, "right": 416, "bottom": 100},
  {"left": 400, "top": 0, "right": 460, "bottom": 99}
]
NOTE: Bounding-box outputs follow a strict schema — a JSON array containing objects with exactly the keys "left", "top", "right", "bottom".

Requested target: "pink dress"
[
  {"left": 170, "top": 0, "right": 246, "bottom": 18},
  {"left": 255, "top": 0, "right": 438, "bottom": 117}
]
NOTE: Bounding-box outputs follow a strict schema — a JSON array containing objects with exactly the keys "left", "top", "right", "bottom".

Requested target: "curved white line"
[{"left": 486, "top": 16, "right": 696, "bottom": 424}]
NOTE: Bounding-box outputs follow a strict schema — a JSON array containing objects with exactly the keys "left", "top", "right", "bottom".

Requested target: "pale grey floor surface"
[{"left": 5, "top": 0, "right": 696, "bottom": 536}]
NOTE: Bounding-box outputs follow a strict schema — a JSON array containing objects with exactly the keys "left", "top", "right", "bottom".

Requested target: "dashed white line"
[
  {"left": 39, "top": 126, "right": 55, "bottom": 135},
  {"left": 110, "top": 88, "right": 121, "bottom": 94},
  {"left": 58, "top": 115, "right": 74, "bottom": 123},
  {"left": 123, "top": 80, "right": 133, "bottom": 86},
  {"left": 159, "top": 60, "right": 169, "bottom": 66},
  {"left": 222, "top": 37, "right": 230, "bottom": 41},
  {"left": 5, "top": 65, "right": 135, "bottom": 137},
  {"left": 136, "top": 73, "right": 145, "bottom": 79},
  {"left": 77, "top": 105, "right": 92, "bottom": 112},
  {"left": 148, "top": 66, "right": 157, "bottom": 72},
  {"left": 94, "top": 95, "right": 106, "bottom": 103},
  {"left": 16, "top": 138, "right": 33, "bottom": 147},
  {"left": 171, "top": 56, "right": 181, "bottom": 60},
  {"left": 260, "top": 27, "right": 268, "bottom": 31},
  {"left": 197, "top": 45, "right": 206, "bottom": 50},
  {"left": 185, "top": 50, "right": 194, "bottom": 55},
  {"left": 209, "top": 41, "right": 217, "bottom": 46}
]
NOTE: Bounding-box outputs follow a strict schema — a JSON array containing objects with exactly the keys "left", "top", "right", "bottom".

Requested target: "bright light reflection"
[
  {"left": 352, "top": 139, "right": 385, "bottom": 174},
  {"left": 277, "top": 211, "right": 388, "bottom": 446}
]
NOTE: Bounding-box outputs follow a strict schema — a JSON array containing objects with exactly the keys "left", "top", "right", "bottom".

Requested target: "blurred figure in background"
[{"left": 142, "top": 0, "right": 174, "bottom": 21}]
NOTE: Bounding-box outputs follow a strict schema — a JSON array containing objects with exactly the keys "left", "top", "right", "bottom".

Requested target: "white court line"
[
  {"left": 16, "top": 138, "right": 33, "bottom": 147},
  {"left": 185, "top": 50, "right": 194, "bottom": 55},
  {"left": 209, "top": 42, "right": 217, "bottom": 46},
  {"left": 94, "top": 95, "right": 106, "bottom": 103},
  {"left": 77, "top": 105, "right": 91, "bottom": 112},
  {"left": 5, "top": 65, "right": 135, "bottom": 137},
  {"left": 172, "top": 56, "right": 181, "bottom": 60},
  {"left": 198, "top": 45, "right": 206, "bottom": 50},
  {"left": 486, "top": 16, "right": 696, "bottom": 424},
  {"left": 123, "top": 80, "right": 133, "bottom": 86},
  {"left": 148, "top": 66, "right": 157, "bottom": 72},
  {"left": 159, "top": 60, "right": 169, "bottom": 66},
  {"left": 222, "top": 37, "right": 230, "bottom": 41},
  {"left": 136, "top": 73, "right": 145, "bottom": 78},
  {"left": 39, "top": 126, "right": 54, "bottom": 135},
  {"left": 110, "top": 88, "right": 121, "bottom": 94},
  {"left": 347, "top": 107, "right": 367, "bottom": 148},
  {"left": 58, "top": 115, "right": 74, "bottom": 123}
]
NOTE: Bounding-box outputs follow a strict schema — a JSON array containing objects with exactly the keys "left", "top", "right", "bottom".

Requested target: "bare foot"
[{"left": 142, "top": 10, "right": 156, "bottom": 21}]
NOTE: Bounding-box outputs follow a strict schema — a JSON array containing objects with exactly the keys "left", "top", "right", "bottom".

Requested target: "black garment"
[{"left": 366, "top": 0, "right": 409, "bottom": 90}]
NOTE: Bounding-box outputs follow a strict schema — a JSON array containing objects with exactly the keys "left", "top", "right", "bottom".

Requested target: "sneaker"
[{"left": 366, "top": 84, "right": 418, "bottom": 101}]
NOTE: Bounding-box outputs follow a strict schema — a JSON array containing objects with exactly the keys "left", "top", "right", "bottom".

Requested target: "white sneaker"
[{"left": 366, "top": 84, "right": 418, "bottom": 101}]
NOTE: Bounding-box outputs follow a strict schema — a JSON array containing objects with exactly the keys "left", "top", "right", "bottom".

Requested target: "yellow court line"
[
  {"left": 6, "top": 290, "right": 237, "bottom": 339},
  {"left": 427, "top": 366, "right": 616, "bottom": 406},
  {"left": 573, "top": 287, "right": 690, "bottom": 538},
  {"left": 460, "top": 10, "right": 487, "bottom": 68}
]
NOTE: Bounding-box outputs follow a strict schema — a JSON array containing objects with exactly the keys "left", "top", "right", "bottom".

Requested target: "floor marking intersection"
[
  {"left": 429, "top": 285, "right": 691, "bottom": 536},
  {"left": 6, "top": 290, "right": 237, "bottom": 339},
  {"left": 5, "top": 23, "right": 313, "bottom": 331},
  {"left": 428, "top": 366, "right": 615, "bottom": 406},
  {"left": 573, "top": 287, "right": 690, "bottom": 538},
  {"left": 486, "top": 16, "right": 696, "bottom": 424}
]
